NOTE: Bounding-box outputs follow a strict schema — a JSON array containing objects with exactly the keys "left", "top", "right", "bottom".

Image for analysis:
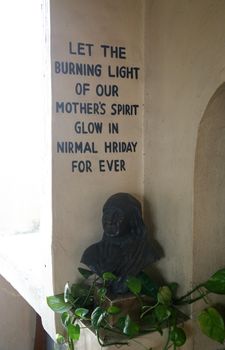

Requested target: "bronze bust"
[{"left": 80, "top": 193, "right": 160, "bottom": 293}]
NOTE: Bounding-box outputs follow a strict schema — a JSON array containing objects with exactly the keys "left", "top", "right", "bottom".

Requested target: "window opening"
[{"left": 0, "top": 1, "right": 43, "bottom": 236}]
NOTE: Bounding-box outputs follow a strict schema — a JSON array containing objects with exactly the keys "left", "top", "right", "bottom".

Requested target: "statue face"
[{"left": 102, "top": 207, "right": 129, "bottom": 237}]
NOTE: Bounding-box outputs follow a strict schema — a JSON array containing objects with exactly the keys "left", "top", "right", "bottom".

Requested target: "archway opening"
[{"left": 194, "top": 83, "right": 225, "bottom": 282}]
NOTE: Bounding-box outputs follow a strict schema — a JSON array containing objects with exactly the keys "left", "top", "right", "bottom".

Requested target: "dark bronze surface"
[{"left": 81, "top": 193, "right": 160, "bottom": 293}]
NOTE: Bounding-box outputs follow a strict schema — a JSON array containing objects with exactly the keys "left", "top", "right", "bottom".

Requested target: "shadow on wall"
[
  {"left": 194, "top": 82, "right": 225, "bottom": 281},
  {"left": 143, "top": 83, "right": 225, "bottom": 291},
  {"left": 193, "top": 82, "right": 225, "bottom": 350},
  {"left": 143, "top": 198, "right": 165, "bottom": 286},
  {"left": 0, "top": 274, "right": 36, "bottom": 350}
]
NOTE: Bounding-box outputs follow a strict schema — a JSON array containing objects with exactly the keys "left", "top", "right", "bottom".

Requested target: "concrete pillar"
[{"left": 49, "top": 0, "right": 144, "bottom": 294}]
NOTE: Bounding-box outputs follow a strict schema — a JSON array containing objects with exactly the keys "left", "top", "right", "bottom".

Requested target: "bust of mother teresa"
[{"left": 80, "top": 193, "right": 160, "bottom": 294}]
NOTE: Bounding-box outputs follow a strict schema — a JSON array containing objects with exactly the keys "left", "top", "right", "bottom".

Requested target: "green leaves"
[
  {"left": 123, "top": 315, "right": 140, "bottom": 338},
  {"left": 47, "top": 267, "right": 225, "bottom": 350},
  {"left": 204, "top": 268, "right": 225, "bottom": 295},
  {"left": 47, "top": 294, "right": 72, "bottom": 313},
  {"left": 91, "top": 307, "right": 105, "bottom": 328},
  {"left": 61, "top": 312, "right": 71, "bottom": 327},
  {"left": 126, "top": 276, "right": 142, "bottom": 295},
  {"left": 56, "top": 333, "right": 65, "bottom": 345},
  {"left": 67, "top": 324, "right": 80, "bottom": 341},
  {"left": 198, "top": 307, "right": 225, "bottom": 344},
  {"left": 169, "top": 327, "right": 186, "bottom": 347},
  {"left": 97, "top": 287, "right": 107, "bottom": 301},
  {"left": 157, "top": 286, "right": 172, "bottom": 306},
  {"left": 71, "top": 283, "right": 90, "bottom": 298},
  {"left": 64, "top": 282, "right": 72, "bottom": 303},
  {"left": 116, "top": 316, "right": 127, "bottom": 331},
  {"left": 102, "top": 272, "right": 117, "bottom": 281},
  {"left": 137, "top": 272, "right": 159, "bottom": 299},
  {"left": 168, "top": 282, "right": 179, "bottom": 297},
  {"left": 78, "top": 267, "right": 94, "bottom": 279},
  {"left": 107, "top": 305, "right": 121, "bottom": 314},
  {"left": 74, "top": 308, "right": 89, "bottom": 318},
  {"left": 154, "top": 304, "right": 171, "bottom": 322}
]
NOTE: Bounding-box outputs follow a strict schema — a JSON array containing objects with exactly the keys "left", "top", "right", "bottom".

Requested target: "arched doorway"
[{"left": 193, "top": 83, "right": 225, "bottom": 348}]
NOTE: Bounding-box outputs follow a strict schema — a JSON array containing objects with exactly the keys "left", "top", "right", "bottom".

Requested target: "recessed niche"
[{"left": 194, "top": 83, "right": 225, "bottom": 280}]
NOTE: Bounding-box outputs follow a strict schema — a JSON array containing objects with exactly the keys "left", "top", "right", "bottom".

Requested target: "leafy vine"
[{"left": 47, "top": 267, "right": 225, "bottom": 349}]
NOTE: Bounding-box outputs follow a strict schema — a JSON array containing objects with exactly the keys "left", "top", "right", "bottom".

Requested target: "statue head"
[
  {"left": 80, "top": 193, "right": 161, "bottom": 293},
  {"left": 102, "top": 193, "right": 144, "bottom": 240}
]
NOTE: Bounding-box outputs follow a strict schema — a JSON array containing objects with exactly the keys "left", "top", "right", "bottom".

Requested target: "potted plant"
[{"left": 47, "top": 267, "right": 225, "bottom": 350}]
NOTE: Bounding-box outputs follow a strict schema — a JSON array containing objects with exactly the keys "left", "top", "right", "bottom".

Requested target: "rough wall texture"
[
  {"left": 144, "top": 1, "right": 225, "bottom": 348},
  {"left": 193, "top": 83, "right": 225, "bottom": 349},
  {"left": 50, "top": 0, "right": 144, "bottom": 294},
  {"left": 0, "top": 275, "right": 36, "bottom": 350},
  {"left": 3, "top": 1, "right": 223, "bottom": 349},
  {"left": 144, "top": 0, "right": 225, "bottom": 285}
]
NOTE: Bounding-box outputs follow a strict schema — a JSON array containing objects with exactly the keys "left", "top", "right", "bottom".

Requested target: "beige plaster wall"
[
  {"left": 45, "top": 0, "right": 225, "bottom": 347},
  {"left": 193, "top": 84, "right": 225, "bottom": 349},
  {"left": 0, "top": 275, "right": 36, "bottom": 350},
  {"left": 144, "top": 0, "right": 225, "bottom": 288},
  {"left": 194, "top": 83, "right": 225, "bottom": 280},
  {"left": 50, "top": 0, "right": 144, "bottom": 293},
  {"left": 144, "top": 1, "right": 225, "bottom": 348},
  {"left": 3, "top": 1, "right": 225, "bottom": 348}
]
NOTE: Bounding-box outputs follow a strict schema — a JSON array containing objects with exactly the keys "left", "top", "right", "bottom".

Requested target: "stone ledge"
[{"left": 0, "top": 233, "right": 43, "bottom": 312}]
